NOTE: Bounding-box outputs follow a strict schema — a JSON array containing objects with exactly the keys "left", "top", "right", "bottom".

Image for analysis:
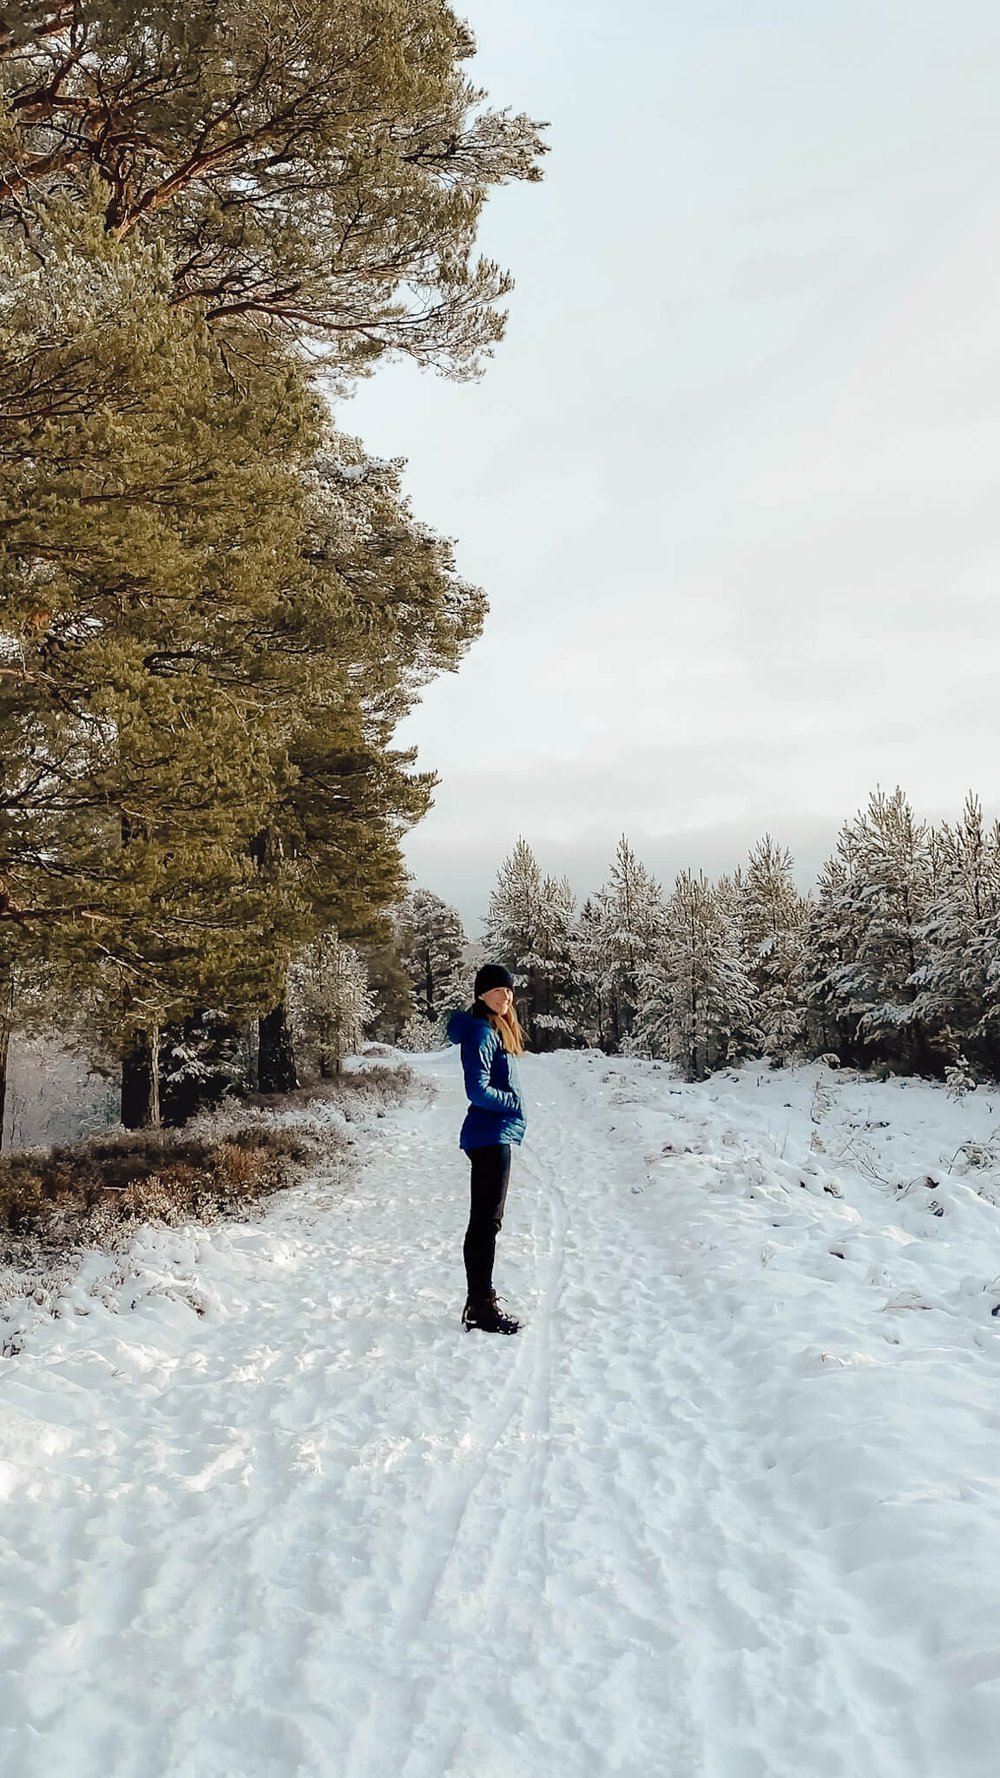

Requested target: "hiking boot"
[{"left": 461, "top": 1290, "right": 522, "bottom": 1335}]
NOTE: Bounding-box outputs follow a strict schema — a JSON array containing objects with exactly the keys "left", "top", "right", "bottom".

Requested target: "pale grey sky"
[{"left": 347, "top": 0, "right": 1000, "bottom": 931}]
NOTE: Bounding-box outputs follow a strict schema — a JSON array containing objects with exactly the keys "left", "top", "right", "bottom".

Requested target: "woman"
[{"left": 446, "top": 964, "right": 527, "bottom": 1335}]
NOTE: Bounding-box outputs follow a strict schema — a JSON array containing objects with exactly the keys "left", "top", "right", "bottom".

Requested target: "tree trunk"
[
  {"left": 0, "top": 1032, "right": 7, "bottom": 1152},
  {"left": 121, "top": 1027, "right": 160, "bottom": 1129},
  {"left": 0, "top": 1026, "right": 10, "bottom": 1154},
  {"left": 258, "top": 1000, "right": 298, "bottom": 1094},
  {"left": 0, "top": 965, "right": 12, "bottom": 1151}
]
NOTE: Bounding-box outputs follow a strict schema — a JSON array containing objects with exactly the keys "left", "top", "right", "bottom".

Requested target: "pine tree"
[
  {"left": 738, "top": 836, "right": 807, "bottom": 1065},
  {"left": 0, "top": 946, "right": 13, "bottom": 1149},
  {"left": 158, "top": 1012, "right": 248, "bottom": 1125},
  {"left": 249, "top": 436, "right": 484, "bottom": 1091},
  {"left": 0, "top": 205, "right": 323, "bottom": 1119},
  {"left": 396, "top": 888, "right": 466, "bottom": 1026},
  {"left": 804, "top": 789, "right": 938, "bottom": 1073},
  {"left": 483, "top": 841, "right": 580, "bottom": 1049},
  {"left": 532, "top": 874, "right": 582, "bottom": 1051},
  {"left": 593, "top": 836, "right": 664, "bottom": 1051},
  {"left": 1, "top": 5, "right": 544, "bottom": 1123},
  {"left": 912, "top": 796, "right": 1000, "bottom": 1076},
  {"left": 288, "top": 930, "right": 375, "bottom": 1077},
  {"left": 0, "top": 208, "right": 486, "bottom": 1117},
  {"left": 1, "top": 2, "right": 547, "bottom": 378},
  {"left": 358, "top": 932, "right": 415, "bottom": 1046},
  {"left": 483, "top": 839, "right": 541, "bottom": 1036},
  {"left": 648, "top": 871, "right": 758, "bottom": 1080},
  {"left": 799, "top": 854, "right": 856, "bottom": 1060},
  {"left": 574, "top": 896, "right": 609, "bottom": 1050}
]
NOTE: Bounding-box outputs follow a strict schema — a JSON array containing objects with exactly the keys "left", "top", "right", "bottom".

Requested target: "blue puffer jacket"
[{"left": 446, "top": 1004, "right": 527, "bottom": 1151}]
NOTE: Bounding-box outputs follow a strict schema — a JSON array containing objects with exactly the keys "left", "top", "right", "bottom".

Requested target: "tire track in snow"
[
  {"left": 341, "top": 1124, "right": 565, "bottom": 1778},
  {"left": 482, "top": 1152, "right": 566, "bottom": 1610},
  {"left": 393, "top": 1159, "right": 569, "bottom": 1778}
]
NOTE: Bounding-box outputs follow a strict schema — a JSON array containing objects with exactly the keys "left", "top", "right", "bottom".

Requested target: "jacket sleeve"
[{"left": 461, "top": 1030, "right": 521, "bottom": 1115}]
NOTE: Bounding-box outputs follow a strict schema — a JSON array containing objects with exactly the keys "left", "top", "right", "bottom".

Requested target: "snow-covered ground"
[{"left": 3, "top": 1050, "right": 1000, "bottom": 1778}]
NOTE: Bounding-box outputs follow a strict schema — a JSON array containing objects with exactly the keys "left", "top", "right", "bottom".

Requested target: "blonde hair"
[{"left": 483, "top": 1001, "right": 527, "bottom": 1056}]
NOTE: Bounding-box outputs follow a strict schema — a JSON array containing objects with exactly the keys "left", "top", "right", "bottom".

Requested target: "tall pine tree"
[
  {"left": 397, "top": 888, "right": 467, "bottom": 1029},
  {"left": 738, "top": 836, "right": 807, "bottom": 1065},
  {"left": 593, "top": 836, "right": 664, "bottom": 1051},
  {"left": 647, "top": 871, "right": 757, "bottom": 1080},
  {"left": 1, "top": 2, "right": 546, "bottom": 377}
]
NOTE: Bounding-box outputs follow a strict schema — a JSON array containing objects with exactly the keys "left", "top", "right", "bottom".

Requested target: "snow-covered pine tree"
[
  {"left": 574, "top": 896, "right": 609, "bottom": 1050},
  {"left": 593, "top": 836, "right": 664, "bottom": 1051},
  {"left": 396, "top": 889, "right": 466, "bottom": 1030},
  {"left": 356, "top": 934, "right": 414, "bottom": 1045},
  {"left": 802, "top": 788, "right": 937, "bottom": 1072},
  {"left": 288, "top": 932, "right": 375, "bottom": 1078},
  {"left": 533, "top": 874, "right": 584, "bottom": 1050},
  {"left": 738, "top": 837, "right": 808, "bottom": 1065},
  {"left": 799, "top": 853, "right": 856, "bottom": 1060},
  {"left": 911, "top": 796, "right": 1000, "bottom": 1077},
  {"left": 483, "top": 842, "right": 580, "bottom": 1049},
  {"left": 158, "top": 1012, "right": 248, "bottom": 1125},
  {"left": 484, "top": 838, "right": 544, "bottom": 1042},
  {"left": 647, "top": 870, "right": 758, "bottom": 1079}
]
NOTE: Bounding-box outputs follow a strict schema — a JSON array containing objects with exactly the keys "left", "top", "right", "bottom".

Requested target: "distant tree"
[
  {"left": 358, "top": 929, "right": 415, "bottom": 1046},
  {"left": 911, "top": 795, "right": 1000, "bottom": 1077},
  {"left": 799, "top": 852, "right": 856, "bottom": 1060},
  {"left": 639, "top": 870, "right": 757, "bottom": 1078},
  {"left": 593, "top": 836, "right": 664, "bottom": 1051},
  {"left": 531, "top": 874, "right": 583, "bottom": 1050},
  {"left": 397, "top": 888, "right": 466, "bottom": 1026},
  {"left": 802, "top": 788, "right": 938, "bottom": 1073},
  {"left": 738, "top": 837, "right": 808, "bottom": 1064},
  {"left": 574, "top": 896, "right": 609, "bottom": 1050},
  {"left": 484, "top": 841, "right": 580, "bottom": 1048},
  {"left": 484, "top": 838, "right": 545, "bottom": 1042},
  {"left": 289, "top": 930, "right": 375, "bottom": 1077}
]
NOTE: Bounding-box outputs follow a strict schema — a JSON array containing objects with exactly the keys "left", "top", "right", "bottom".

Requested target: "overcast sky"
[{"left": 347, "top": 0, "right": 1000, "bottom": 932}]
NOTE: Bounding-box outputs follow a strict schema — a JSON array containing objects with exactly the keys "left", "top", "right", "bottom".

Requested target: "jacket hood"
[{"left": 446, "top": 1004, "right": 491, "bottom": 1044}]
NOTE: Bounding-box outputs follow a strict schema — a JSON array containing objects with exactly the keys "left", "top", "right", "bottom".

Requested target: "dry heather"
[
  {"left": 0, "top": 1124, "right": 319, "bottom": 1256},
  {"left": 0, "top": 1062, "right": 429, "bottom": 1313}
]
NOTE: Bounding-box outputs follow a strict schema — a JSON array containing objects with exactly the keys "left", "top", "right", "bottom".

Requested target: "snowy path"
[{"left": 3, "top": 1052, "right": 1000, "bottom": 1778}]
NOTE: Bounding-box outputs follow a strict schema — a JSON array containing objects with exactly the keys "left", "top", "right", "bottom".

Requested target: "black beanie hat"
[{"left": 474, "top": 963, "right": 514, "bottom": 999}]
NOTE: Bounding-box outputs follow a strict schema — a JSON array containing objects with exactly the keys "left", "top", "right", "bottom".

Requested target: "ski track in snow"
[{"left": 3, "top": 1051, "right": 1000, "bottom": 1777}]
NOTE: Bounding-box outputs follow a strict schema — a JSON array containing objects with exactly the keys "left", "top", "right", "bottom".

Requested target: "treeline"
[
  {"left": 390, "top": 787, "right": 1000, "bottom": 1085},
  {"left": 0, "top": 3, "right": 545, "bottom": 1136}
]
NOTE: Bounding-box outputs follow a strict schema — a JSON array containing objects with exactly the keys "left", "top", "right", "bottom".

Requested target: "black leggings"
[{"left": 463, "top": 1143, "right": 512, "bottom": 1302}]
